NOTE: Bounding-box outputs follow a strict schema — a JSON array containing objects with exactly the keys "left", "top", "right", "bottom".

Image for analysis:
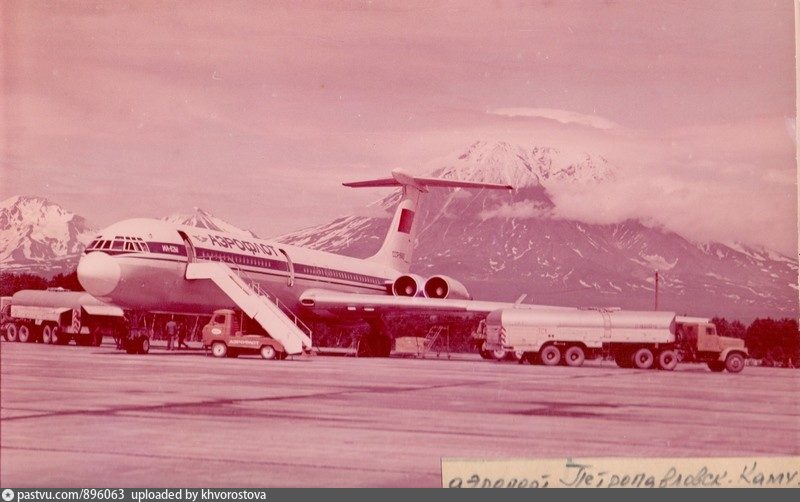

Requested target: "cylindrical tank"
[
  {"left": 11, "top": 290, "right": 114, "bottom": 310},
  {"left": 493, "top": 308, "right": 676, "bottom": 332}
]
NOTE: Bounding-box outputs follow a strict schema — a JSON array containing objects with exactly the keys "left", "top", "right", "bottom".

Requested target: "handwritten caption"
[{"left": 442, "top": 456, "right": 800, "bottom": 488}]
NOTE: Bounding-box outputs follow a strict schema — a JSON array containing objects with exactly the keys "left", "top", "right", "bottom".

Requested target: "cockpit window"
[
  {"left": 101, "top": 240, "right": 112, "bottom": 249},
  {"left": 112, "top": 240, "right": 124, "bottom": 250}
]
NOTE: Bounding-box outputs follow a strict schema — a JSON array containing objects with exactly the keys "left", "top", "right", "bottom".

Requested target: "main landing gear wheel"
[
  {"left": 632, "top": 348, "right": 654, "bottom": 369},
  {"left": 707, "top": 361, "right": 725, "bottom": 372},
  {"left": 260, "top": 345, "right": 277, "bottom": 360},
  {"left": 5, "top": 324, "right": 18, "bottom": 342},
  {"left": 724, "top": 353, "right": 745, "bottom": 373},
  {"left": 614, "top": 350, "right": 633, "bottom": 368},
  {"left": 53, "top": 327, "right": 67, "bottom": 345},
  {"left": 540, "top": 345, "right": 561, "bottom": 366},
  {"left": 657, "top": 349, "right": 678, "bottom": 371},
  {"left": 211, "top": 342, "right": 227, "bottom": 358},
  {"left": 41, "top": 325, "right": 54, "bottom": 344},
  {"left": 491, "top": 348, "right": 507, "bottom": 361},
  {"left": 564, "top": 346, "right": 586, "bottom": 367},
  {"left": 357, "top": 333, "right": 391, "bottom": 357},
  {"left": 524, "top": 352, "right": 541, "bottom": 365},
  {"left": 138, "top": 337, "right": 150, "bottom": 354}
]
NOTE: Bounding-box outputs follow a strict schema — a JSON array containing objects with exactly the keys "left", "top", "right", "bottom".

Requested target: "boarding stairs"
[
  {"left": 420, "top": 325, "right": 450, "bottom": 359},
  {"left": 185, "top": 261, "right": 313, "bottom": 355}
]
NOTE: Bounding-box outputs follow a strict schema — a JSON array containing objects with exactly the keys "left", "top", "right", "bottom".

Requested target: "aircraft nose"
[{"left": 77, "top": 252, "right": 121, "bottom": 297}]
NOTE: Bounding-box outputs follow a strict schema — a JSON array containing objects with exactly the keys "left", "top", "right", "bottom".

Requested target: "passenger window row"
[{"left": 194, "top": 249, "right": 378, "bottom": 284}]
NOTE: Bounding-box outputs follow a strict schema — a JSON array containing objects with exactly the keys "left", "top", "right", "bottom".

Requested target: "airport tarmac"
[{"left": 1, "top": 340, "right": 798, "bottom": 487}]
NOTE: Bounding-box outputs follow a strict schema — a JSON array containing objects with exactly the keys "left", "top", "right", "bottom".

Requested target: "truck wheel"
[
  {"left": 724, "top": 353, "right": 745, "bottom": 373},
  {"left": 53, "top": 327, "right": 68, "bottom": 345},
  {"left": 5, "top": 324, "right": 18, "bottom": 342},
  {"left": 260, "top": 345, "right": 277, "bottom": 360},
  {"left": 18, "top": 325, "right": 31, "bottom": 343},
  {"left": 211, "top": 342, "right": 227, "bottom": 358},
  {"left": 479, "top": 349, "right": 493, "bottom": 359},
  {"left": 491, "top": 348, "right": 507, "bottom": 360},
  {"left": 540, "top": 345, "right": 561, "bottom": 366},
  {"left": 138, "top": 337, "right": 150, "bottom": 355},
  {"left": 657, "top": 349, "right": 678, "bottom": 371},
  {"left": 707, "top": 361, "right": 725, "bottom": 372},
  {"left": 565, "top": 346, "right": 585, "bottom": 367},
  {"left": 632, "top": 348, "right": 654, "bottom": 369},
  {"left": 41, "top": 325, "right": 54, "bottom": 344}
]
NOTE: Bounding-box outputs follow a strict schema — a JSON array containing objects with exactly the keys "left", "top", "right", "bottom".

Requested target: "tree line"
[
  {"left": 0, "top": 270, "right": 82, "bottom": 296},
  {"left": 712, "top": 316, "right": 799, "bottom": 368}
]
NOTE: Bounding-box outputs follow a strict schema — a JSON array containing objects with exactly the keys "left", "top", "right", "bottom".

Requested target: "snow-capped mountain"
[
  {"left": 0, "top": 196, "right": 94, "bottom": 276},
  {"left": 162, "top": 208, "right": 259, "bottom": 238},
  {"left": 437, "top": 140, "right": 616, "bottom": 188},
  {"left": 280, "top": 141, "right": 798, "bottom": 320}
]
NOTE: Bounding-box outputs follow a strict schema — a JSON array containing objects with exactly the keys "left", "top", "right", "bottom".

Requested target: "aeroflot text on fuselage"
[{"left": 204, "top": 234, "right": 279, "bottom": 257}]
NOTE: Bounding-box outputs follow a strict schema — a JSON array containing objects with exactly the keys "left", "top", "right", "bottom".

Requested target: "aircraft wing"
[{"left": 299, "top": 288, "right": 577, "bottom": 318}]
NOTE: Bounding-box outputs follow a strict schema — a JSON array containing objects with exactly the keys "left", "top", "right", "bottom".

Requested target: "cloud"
[
  {"left": 545, "top": 159, "right": 797, "bottom": 256},
  {"left": 488, "top": 108, "right": 620, "bottom": 130}
]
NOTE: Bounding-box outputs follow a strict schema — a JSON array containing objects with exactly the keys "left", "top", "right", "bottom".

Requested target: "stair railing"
[{"left": 203, "top": 254, "right": 313, "bottom": 345}]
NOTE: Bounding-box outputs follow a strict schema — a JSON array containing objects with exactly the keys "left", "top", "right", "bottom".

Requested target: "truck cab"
[
  {"left": 202, "top": 309, "right": 287, "bottom": 360},
  {"left": 676, "top": 320, "right": 747, "bottom": 373}
]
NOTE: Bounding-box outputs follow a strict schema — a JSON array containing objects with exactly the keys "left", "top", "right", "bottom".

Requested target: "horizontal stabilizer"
[
  {"left": 342, "top": 177, "right": 401, "bottom": 188},
  {"left": 343, "top": 168, "right": 513, "bottom": 191},
  {"left": 412, "top": 176, "right": 513, "bottom": 190}
]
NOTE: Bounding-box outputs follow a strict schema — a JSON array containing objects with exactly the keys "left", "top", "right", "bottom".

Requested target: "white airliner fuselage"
[{"left": 77, "top": 218, "right": 398, "bottom": 315}]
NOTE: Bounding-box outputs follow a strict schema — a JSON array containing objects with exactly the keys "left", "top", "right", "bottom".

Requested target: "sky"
[{"left": 1, "top": 0, "right": 796, "bottom": 254}]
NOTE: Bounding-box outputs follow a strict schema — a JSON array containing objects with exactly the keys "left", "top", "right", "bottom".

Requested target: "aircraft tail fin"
[{"left": 344, "top": 169, "right": 512, "bottom": 273}]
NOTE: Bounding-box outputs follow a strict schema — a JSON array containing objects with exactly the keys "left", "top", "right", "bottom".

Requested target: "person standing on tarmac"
[
  {"left": 165, "top": 317, "right": 178, "bottom": 351},
  {"left": 177, "top": 321, "right": 189, "bottom": 350}
]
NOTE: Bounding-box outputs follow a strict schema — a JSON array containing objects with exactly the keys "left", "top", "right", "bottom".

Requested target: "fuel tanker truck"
[
  {"left": 0, "top": 289, "right": 134, "bottom": 349},
  {"left": 482, "top": 307, "right": 747, "bottom": 373}
]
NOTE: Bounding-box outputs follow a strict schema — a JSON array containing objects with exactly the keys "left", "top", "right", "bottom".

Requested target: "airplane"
[{"left": 77, "top": 168, "right": 574, "bottom": 356}]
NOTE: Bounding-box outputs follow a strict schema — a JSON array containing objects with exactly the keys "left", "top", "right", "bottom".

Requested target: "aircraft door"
[
  {"left": 279, "top": 248, "right": 294, "bottom": 287},
  {"left": 177, "top": 231, "right": 196, "bottom": 262}
]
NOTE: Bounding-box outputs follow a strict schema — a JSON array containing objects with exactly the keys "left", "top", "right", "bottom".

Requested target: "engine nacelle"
[
  {"left": 423, "top": 275, "right": 472, "bottom": 300},
  {"left": 392, "top": 274, "right": 426, "bottom": 297}
]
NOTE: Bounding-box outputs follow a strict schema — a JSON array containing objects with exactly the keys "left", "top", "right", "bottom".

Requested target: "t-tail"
[{"left": 343, "top": 168, "right": 512, "bottom": 273}]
